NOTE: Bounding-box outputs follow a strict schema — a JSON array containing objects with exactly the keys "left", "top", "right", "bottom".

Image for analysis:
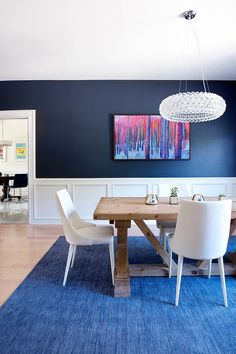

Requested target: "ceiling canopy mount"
[{"left": 183, "top": 10, "right": 196, "bottom": 21}]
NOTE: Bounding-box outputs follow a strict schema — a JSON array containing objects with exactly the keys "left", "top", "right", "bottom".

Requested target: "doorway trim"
[{"left": 0, "top": 110, "right": 36, "bottom": 223}]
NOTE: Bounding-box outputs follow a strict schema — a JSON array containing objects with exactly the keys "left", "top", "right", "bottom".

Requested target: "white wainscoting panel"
[
  {"left": 31, "top": 178, "right": 236, "bottom": 224},
  {"left": 232, "top": 184, "right": 236, "bottom": 198},
  {"left": 34, "top": 184, "right": 69, "bottom": 220},
  {"left": 192, "top": 183, "right": 228, "bottom": 197},
  {"left": 72, "top": 184, "right": 108, "bottom": 219},
  {"left": 112, "top": 183, "right": 149, "bottom": 197},
  {"left": 153, "top": 183, "right": 193, "bottom": 197}
]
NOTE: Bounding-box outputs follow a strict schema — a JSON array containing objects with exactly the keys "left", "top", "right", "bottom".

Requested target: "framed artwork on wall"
[
  {"left": 15, "top": 142, "right": 27, "bottom": 161},
  {"left": 113, "top": 115, "right": 190, "bottom": 160},
  {"left": 0, "top": 146, "right": 6, "bottom": 162}
]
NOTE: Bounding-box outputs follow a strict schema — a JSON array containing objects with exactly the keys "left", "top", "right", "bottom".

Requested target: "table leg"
[
  {"left": 1, "top": 177, "right": 12, "bottom": 201},
  {"left": 134, "top": 220, "right": 177, "bottom": 268},
  {"left": 114, "top": 220, "right": 131, "bottom": 297},
  {"left": 1, "top": 183, "right": 8, "bottom": 201},
  {"left": 230, "top": 218, "right": 236, "bottom": 236},
  {"left": 196, "top": 260, "right": 209, "bottom": 268}
]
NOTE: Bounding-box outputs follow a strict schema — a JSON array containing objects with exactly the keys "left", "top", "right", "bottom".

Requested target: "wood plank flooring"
[
  {"left": 0, "top": 224, "right": 62, "bottom": 306},
  {"left": 0, "top": 222, "right": 158, "bottom": 306}
]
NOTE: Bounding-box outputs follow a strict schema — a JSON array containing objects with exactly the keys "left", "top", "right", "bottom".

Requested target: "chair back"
[
  {"left": 56, "top": 189, "right": 89, "bottom": 244},
  {"left": 13, "top": 174, "right": 28, "bottom": 188},
  {"left": 158, "top": 184, "right": 192, "bottom": 198},
  {"left": 170, "top": 199, "right": 232, "bottom": 259}
]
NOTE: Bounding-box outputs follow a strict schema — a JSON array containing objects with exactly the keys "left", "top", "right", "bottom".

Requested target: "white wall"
[{"left": 0, "top": 119, "right": 28, "bottom": 174}]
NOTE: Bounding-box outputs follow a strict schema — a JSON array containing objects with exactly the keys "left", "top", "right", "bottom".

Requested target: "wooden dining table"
[{"left": 93, "top": 197, "right": 236, "bottom": 297}]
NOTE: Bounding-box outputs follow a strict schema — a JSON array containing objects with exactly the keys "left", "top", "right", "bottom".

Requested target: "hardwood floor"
[
  {"left": 0, "top": 224, "right": 62, "bottom": 306},
  {"left": 0, "top": 221, "right": 159, "bottom": 306}
]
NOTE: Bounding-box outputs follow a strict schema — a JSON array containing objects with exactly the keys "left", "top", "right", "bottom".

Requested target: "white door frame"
[{"left": 0, "top": 110, "right": 36, "bottom": 223}]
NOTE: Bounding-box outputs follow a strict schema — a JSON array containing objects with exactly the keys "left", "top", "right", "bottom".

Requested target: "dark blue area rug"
[{"left": 1, "top": 236, "right": 236, "bottom": 354}]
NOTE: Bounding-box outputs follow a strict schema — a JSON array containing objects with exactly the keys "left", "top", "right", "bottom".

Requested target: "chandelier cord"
[
  {"left": 185, "top": 20, "right": 191, "bottom": 92},
  {"left": 179, "top": 19, "right": 190, "bottom": 93},
  {"left": 190, "top": 20, "right": 207, "bottom": 92},
  {"left": 178, "top": 80, "right": 182, "bottom": 93}
]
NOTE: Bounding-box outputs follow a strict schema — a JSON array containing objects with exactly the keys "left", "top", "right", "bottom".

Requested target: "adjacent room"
[
  {"left": 0, "top": 119, "right": 28, "bottom": 223},
  {"left": 0, "top": 1, "right": 236, "bottom": 354}
]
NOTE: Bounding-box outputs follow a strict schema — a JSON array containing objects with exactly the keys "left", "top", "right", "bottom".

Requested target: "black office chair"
[{"left": 7, "top": 174, "right": 28, "bottom": 201}]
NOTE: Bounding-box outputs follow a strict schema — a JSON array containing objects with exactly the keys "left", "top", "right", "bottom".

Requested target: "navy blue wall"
[{"left": 0, "top": 80, "right": 235, "bottom": 178}]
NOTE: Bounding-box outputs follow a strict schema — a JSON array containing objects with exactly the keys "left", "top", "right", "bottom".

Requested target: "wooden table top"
[
  {"left": 0, "top": 175, "right": 14, "bottom": 182},
  {"left": 93, "top": 197, "right": 236, "bottom": 221}
]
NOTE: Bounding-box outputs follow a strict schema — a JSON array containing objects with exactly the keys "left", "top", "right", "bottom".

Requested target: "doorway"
[{"left": 0, "top": 110, "right": 35, "bottom": 224}]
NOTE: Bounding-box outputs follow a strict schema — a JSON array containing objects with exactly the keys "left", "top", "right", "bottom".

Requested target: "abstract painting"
[{"left": 114, "top": 115, "right": 190, "bottom": 160}]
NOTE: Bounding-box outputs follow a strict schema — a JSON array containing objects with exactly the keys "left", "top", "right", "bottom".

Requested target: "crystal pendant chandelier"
[{"left": 159, "top": 10, "right": 226, "bottom": 123}]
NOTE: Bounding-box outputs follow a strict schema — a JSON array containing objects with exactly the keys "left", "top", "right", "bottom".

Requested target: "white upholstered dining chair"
[
  {"left": 56, "top": 189, "right": 115, "bottom": 286},
  {"left": 168, "top": 199, "right": 232, "bottom": 306},
  {"left": 157, "top": 184, "right": 192, "bottom": 250}
]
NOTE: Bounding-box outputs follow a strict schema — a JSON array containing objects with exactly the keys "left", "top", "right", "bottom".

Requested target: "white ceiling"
[{"left": 0, "top": 0, "right": 235, "bottom": 81}]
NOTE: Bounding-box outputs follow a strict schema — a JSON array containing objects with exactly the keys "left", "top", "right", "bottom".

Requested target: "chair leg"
[
  {"left": 169, "top": 249, "right": 172, "bottom": 278},
  {"left": 71, "top": 245, "right": 77, "bottom": 268},
  {"left": 63, "top": 244, "right": 73, "bottom": 286},
  {"left": 208, "top": 259, "right": 212, "bottom": 279},
  {"left": 175, "top": 255, "right": 183, "bottom": 306},
  {"left": 218, "top": 257, "right": 228, "bottom": 307},
  {"left": 109, "top": 241, "right": 115, "bottom": 286}
]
